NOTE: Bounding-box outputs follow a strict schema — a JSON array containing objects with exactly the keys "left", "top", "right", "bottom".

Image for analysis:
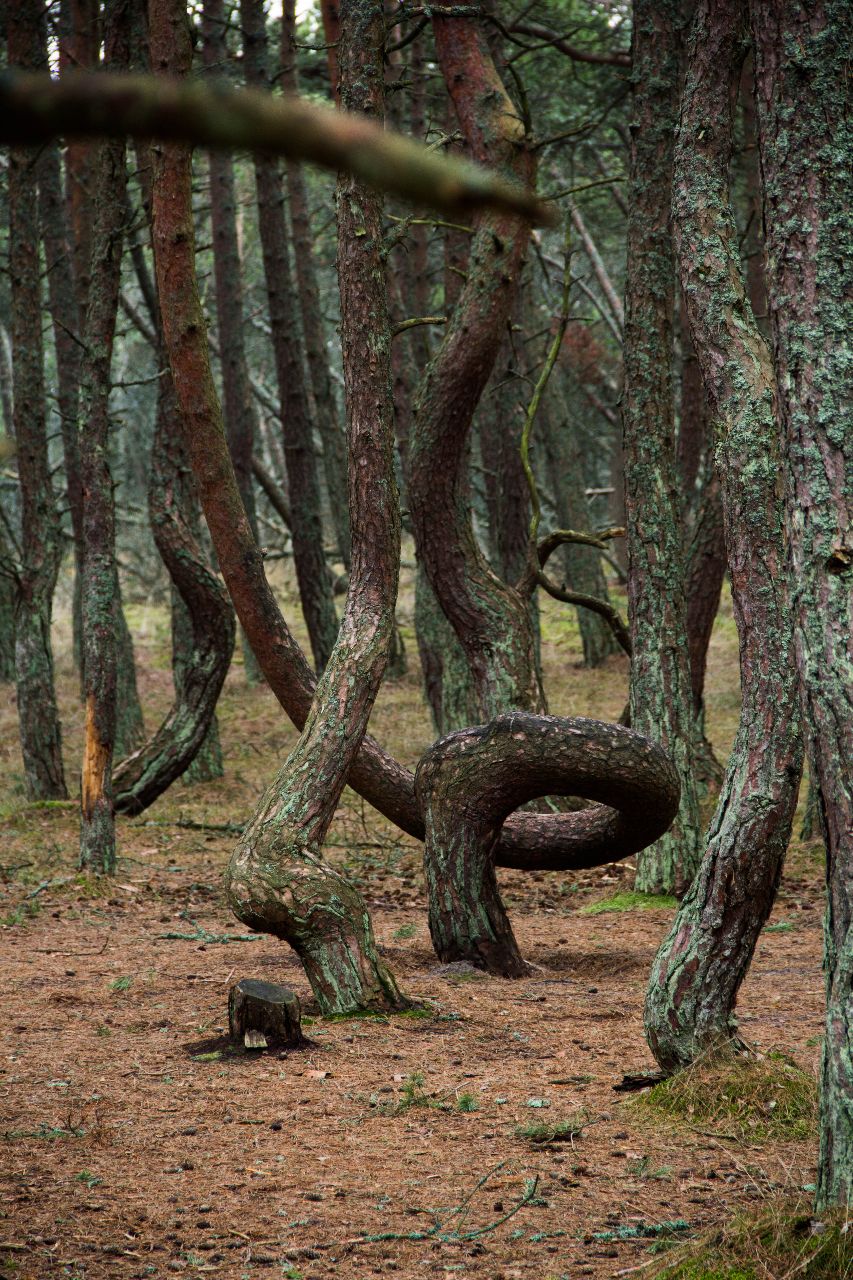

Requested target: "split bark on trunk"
[
  {"left": 225, "top": 0, "right": 406, "bottom": 1014},
  {"left": 644, "top": 0, "right": 803, "bottom": 1073},
  {"left": 623, "top": 0, "right": 701, "bottom": 896},
  {"left": 748, "top": 0, "right": 853, "bottom": 1210},
  {"left": 240, "top": 0, "right": 339, "bottom": 675},
  {"left": 408, "top": 17, "right": 544, "bottom": 722},
  {"left": 281, "top": 0, "right": 350, "bottom": 571},
  {"left": 9, "top": 0, "right": 68, "bottom": 802},
  {"left": 202, "top": 0, "right": 263, "bottom": 684},
  {"left": 78, "top": 0, "right": 131, "bottom": 874}
]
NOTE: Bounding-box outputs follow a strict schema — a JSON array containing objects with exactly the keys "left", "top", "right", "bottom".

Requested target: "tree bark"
[
  {"left": 202, "top": 0, "right": 263, "bottom": 684},
  {"left": 644, "top": 0, "right": 803, "bottom": 1073},
  {"left": 408, "top": 17, "right": 544, "bottom": 722},
  {"left": 225, "top": 0, "right": 406, "bottom": 1014},
  {"left": 8, "top": 0, "right": 68, "bottom": 802},
  {"left": 418, "top": 714, "right": 681, "bottom": 975},
  {"left": 748, "top": 0, "right": 853, "bottom": 1210},
  {"left": 281, "top": 0, "right": 351, "bottom": 571},
  {"left": 78, "top": 0, "right": 132, "bottom": 873},
  {"left": 623, "top": 0, "right": 701, "bottom": 896},
  {"left": 240, "top": 0, "right": 339, "bottom": 675}
]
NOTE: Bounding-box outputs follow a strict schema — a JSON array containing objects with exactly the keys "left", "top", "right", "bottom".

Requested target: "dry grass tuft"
[{"left": 634, "top": 1049, "right": 817, "bottom": 1142}]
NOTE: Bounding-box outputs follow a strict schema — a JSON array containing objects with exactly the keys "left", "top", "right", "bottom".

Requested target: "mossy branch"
[{"left": 0, "top": 70, "right": 556, "bottom": 226}]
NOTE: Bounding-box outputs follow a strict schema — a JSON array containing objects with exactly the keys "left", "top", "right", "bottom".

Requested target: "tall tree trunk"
[
  {"left": 623, "top": 0, "right": 701, "bottom": 895},
  {"left": 408, "top": 17, "right": 544, "bottom": 722},
  {"left": 240, "top": 0, "right": 339, "bottom": 674},
  {"left": 281, "top": 0, "right": 351, "bottom": 570},
  {"left": 644, "top": 0, "right": 803, "bottom": 1072},
  {"left": 8, "top": 0, "right": 68, "bottom": 802},
  {"left": 202, "top": 0, "right": 263, "bottom": 684},
  {"left": 78, "top": 0, "right": 131, "bottom": 872},
  {"left": 226, "top": 0, "right": 406, "bottom": 1012},
  {"left": 748, "top": 0, "right": 853, "bottom": 1210}
]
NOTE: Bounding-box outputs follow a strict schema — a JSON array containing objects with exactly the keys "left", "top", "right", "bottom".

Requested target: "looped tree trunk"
[{"left": 416, "top": 713, "right": 681, "bottom": 977}]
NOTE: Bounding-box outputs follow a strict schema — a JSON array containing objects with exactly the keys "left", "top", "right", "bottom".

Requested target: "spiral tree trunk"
[
  {"left": 418, "top": 715, "right": 680, "bottom": 976},
  {"left": 644, "top": 0, "right": 803, "bottom": 1073}
]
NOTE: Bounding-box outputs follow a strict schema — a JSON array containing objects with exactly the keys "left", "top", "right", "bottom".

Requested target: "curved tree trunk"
[
  {"left": 135, "top": 0, "right": 675, "bottom": 885},
  {"left": 407, "top": 17, "right": 544, "bottom": 723},
  {"left": 643, "top": 0, "right": 803, "bottom": 1073},
  {"left": 150, "top": 0, "right": 403, "bottom": 1014},
  {"left": 226, "top": 0, "right": 405, "bottom": 1013},
  {"left": 623, "top": 0, "right": 701, "bottom": 896},
  {"left": 417, "top": 714, "right": 681, "bottom": 975},
  {"left": 240, "top": 0, "right": 339, "bottom": 675},
  {"left": 9, "top": 0, "right": 67, "bottom": 802},
  {"left": 78, "top": 0, "right": 131, "bottom": 873},
  {"left": 747, "top": 0, "right": 853, "bottom": 1210},
  {"left": 113, "top": 364, "right": 236, "bottom": 815}
]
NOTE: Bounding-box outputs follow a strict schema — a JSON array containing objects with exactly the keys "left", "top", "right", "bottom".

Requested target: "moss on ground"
[
  {"left": 652, "top": 1202, "right": 853, "bottom": 1279},
  {"left": 633, "top": 1050, "right": 817, "bottom": 1141},
  {"left": 581, "top": 890, "right": 678, "bottom": 915}
]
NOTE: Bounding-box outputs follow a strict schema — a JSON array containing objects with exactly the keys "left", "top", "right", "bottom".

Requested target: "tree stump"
[{"left": 228, "top": 979, "right": 303, "bottom": 1050}]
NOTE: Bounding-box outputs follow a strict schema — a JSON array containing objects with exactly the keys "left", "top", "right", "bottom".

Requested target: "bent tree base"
[
  {"left": 416, "top": 714, "right": 681, "bottom": 977},
  {"left": 225, "top": 834, "right": 405, "bottom": 1015}
]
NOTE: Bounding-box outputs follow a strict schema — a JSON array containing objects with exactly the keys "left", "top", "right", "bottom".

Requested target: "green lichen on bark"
[
  {"left": 8, "top": 0, "right": 67, "bottom": 803},
  {"left": 623, "top": 0, "right": 701, "bottom": 896},
  {"left": 644, "top": 0, "right": 802, "bottom": 1072},
  {"left": 748, "top": 0, "right": 853, "bottom": 1210}
]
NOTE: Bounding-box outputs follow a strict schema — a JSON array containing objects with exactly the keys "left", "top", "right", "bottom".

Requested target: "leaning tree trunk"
[
  {"left": 407, "top": 16, "right": 544, "bottom": 722},
  {"left": 281, "top": 0, "right": 351, "bottom": 571},
  {"left": 748, "top": 0, "right": 853, "bottom": 1210},
  {"left": 202, "top": 0, "right": 263, "bottom": 684},
  {"left": 643, "top": 0, "right": 803, "bottom": 1073},
  {"left": 226, "top": 0, "right": 406, "bottom": 1013},
  {"left": 240, "top": 0, "right": 339, "bottom": 675},
  {"left": 8, "top": 0, "right": 67, "bottom": 802},
  {"left": 150, "top": 0, "right": 403, "bottom": 1013},
  {"left": 623, "top": 0, "right": 701, "bottom": 896}
]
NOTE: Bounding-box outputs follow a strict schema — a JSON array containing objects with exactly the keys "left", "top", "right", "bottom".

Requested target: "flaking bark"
[
  {"left": 748, "top": 0, "right": 853, "bottom": 1209},
  {"left": 644, "top": 0, "right": 803, "bottom": 1072}
]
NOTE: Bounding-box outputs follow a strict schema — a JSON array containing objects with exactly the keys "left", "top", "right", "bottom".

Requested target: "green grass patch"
[
  {"left": 652, "top": 1202, "right": 853, "bottom": 1279},
  {"left": 581, "top": 891, "right": 678, "bottom": 915},
  {"left": 516, "top": 1111, "right": 590, "bottom": 1145},
  {"left": 633, "top": 1050, "right": 817, "bottom": 1141}
]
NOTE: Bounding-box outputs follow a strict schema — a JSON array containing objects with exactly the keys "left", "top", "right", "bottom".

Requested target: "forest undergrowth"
[{"left": 0, "top": 563, "right": 830, "bottom": 1279}]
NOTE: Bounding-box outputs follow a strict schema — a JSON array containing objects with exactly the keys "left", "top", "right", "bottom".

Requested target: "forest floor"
[{"left": 0, "top": 563, "right": 827, "bottom": 1280}]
